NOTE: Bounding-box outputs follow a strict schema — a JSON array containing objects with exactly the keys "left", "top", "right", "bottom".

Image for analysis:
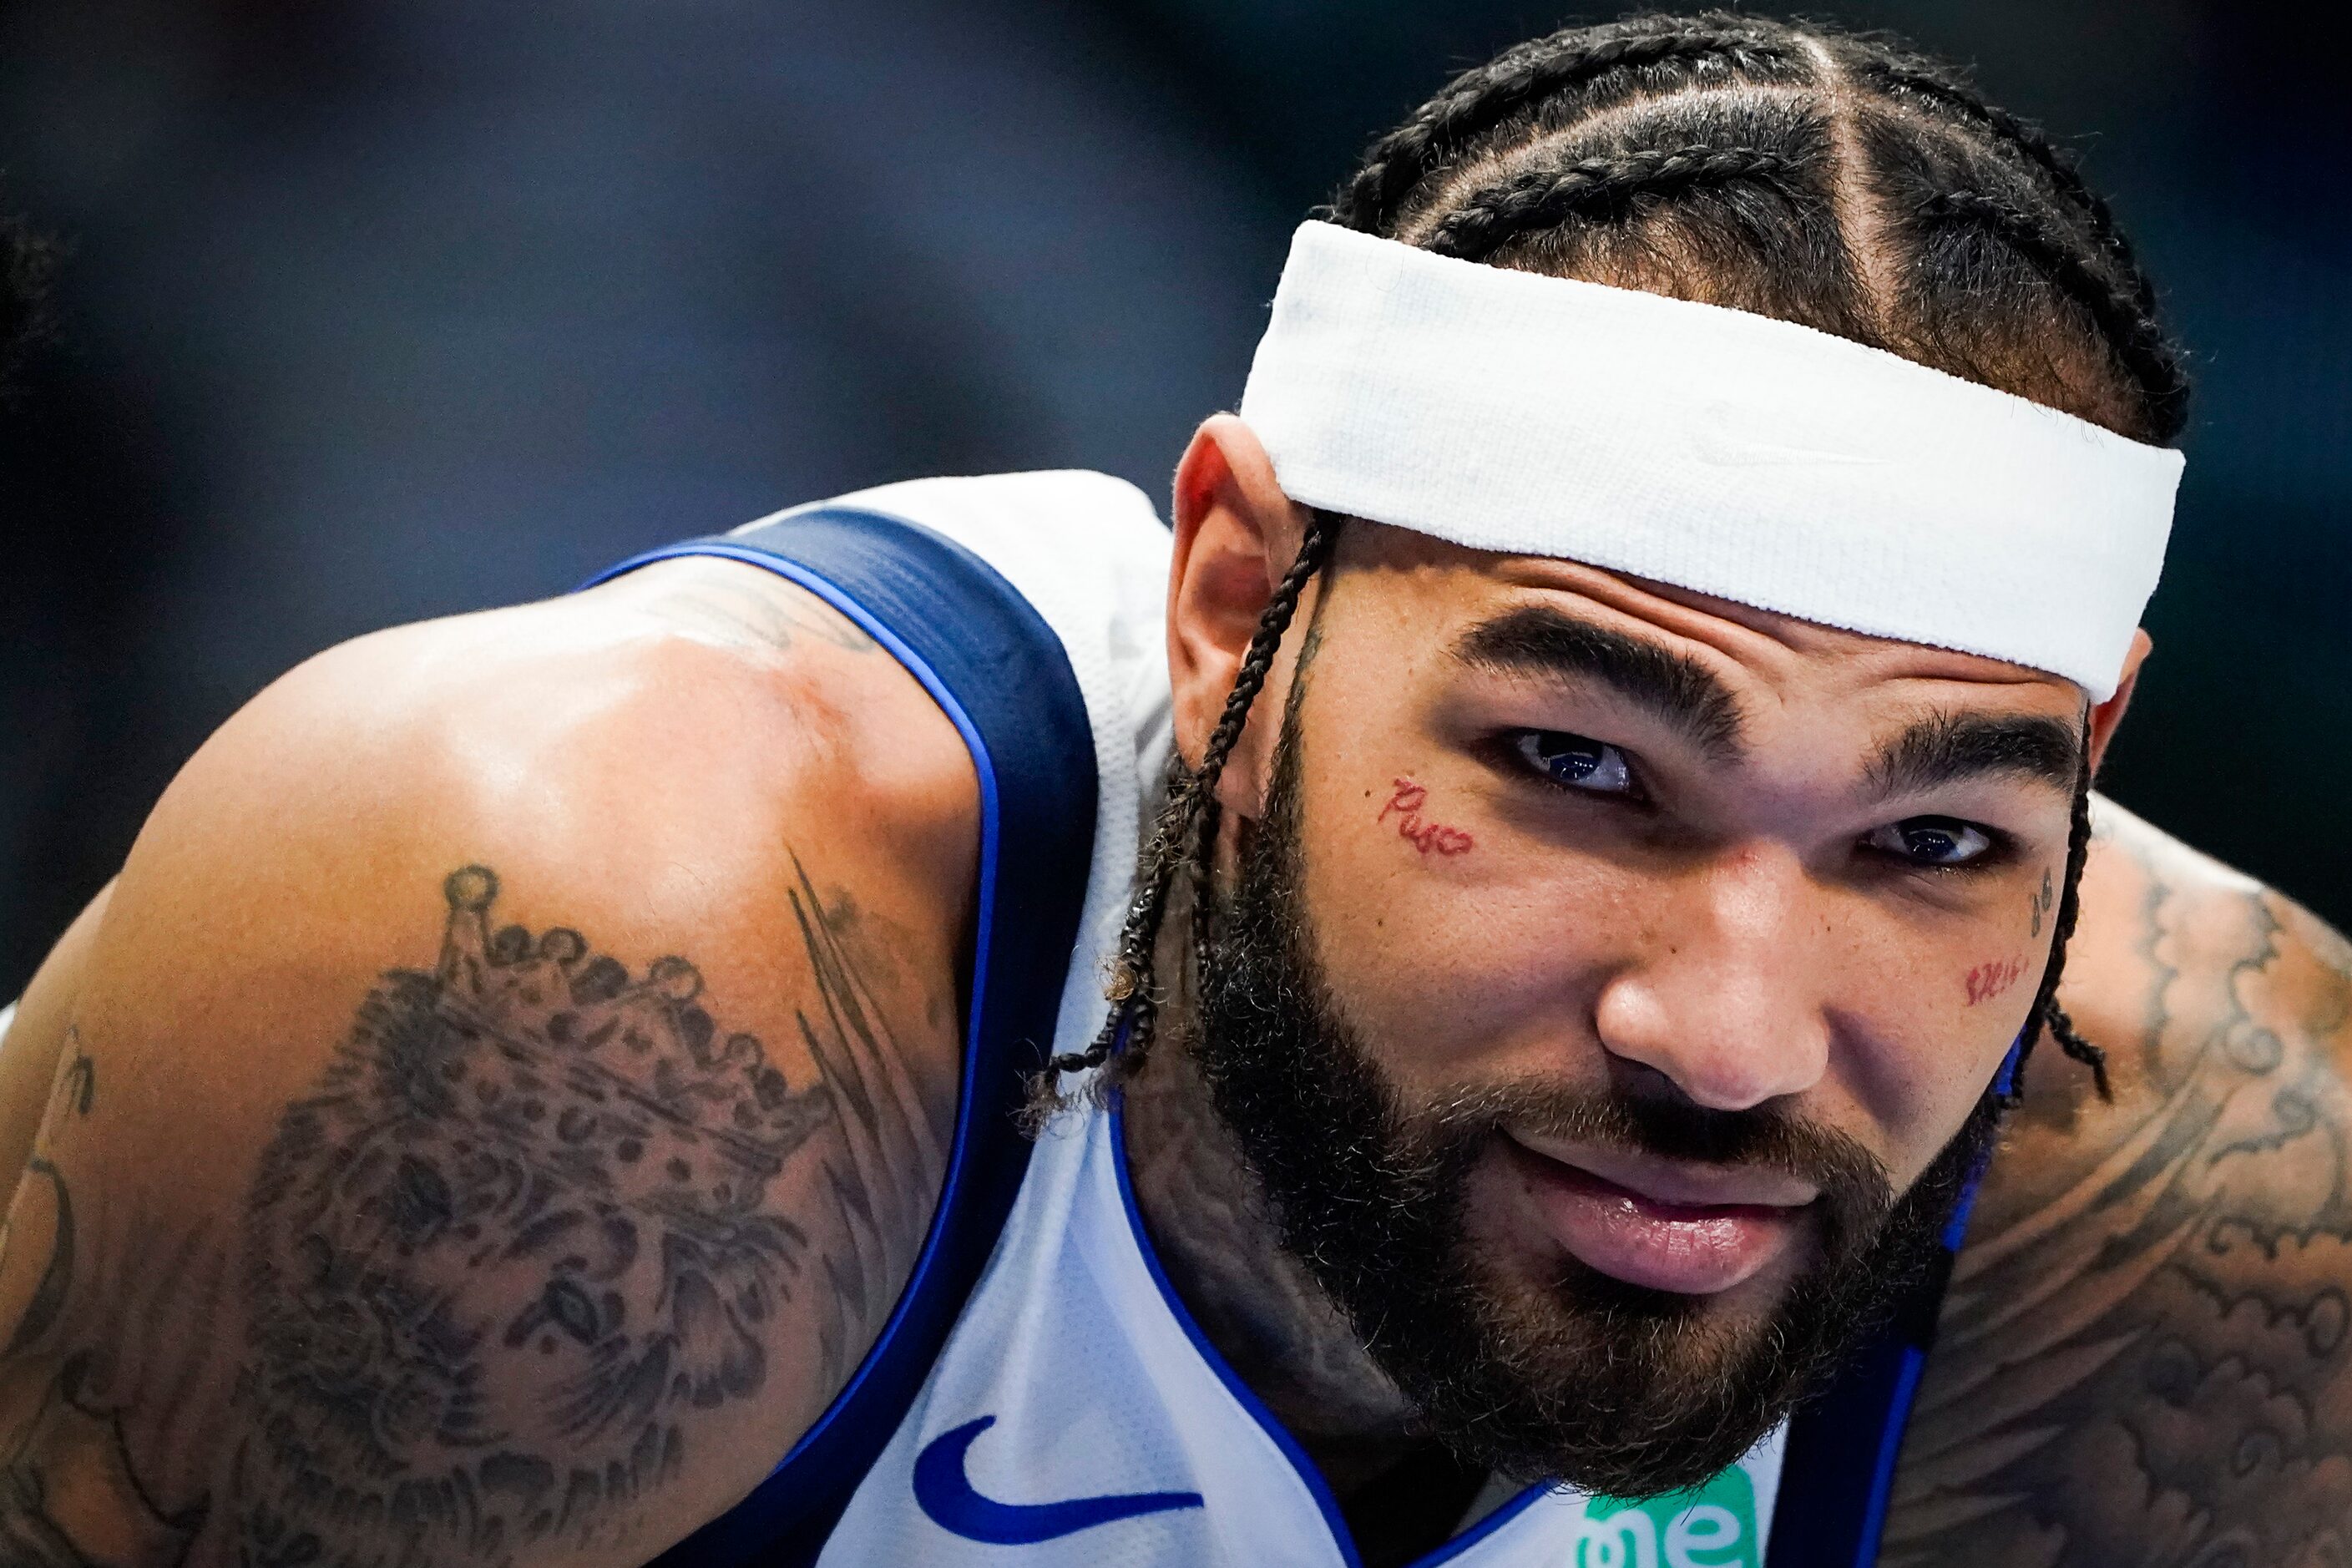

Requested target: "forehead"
[{"left": 1328, "top": 518, "right": 2085, "bottom": 721}]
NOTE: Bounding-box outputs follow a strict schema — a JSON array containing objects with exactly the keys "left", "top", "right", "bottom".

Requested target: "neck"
[
  {"left": 1120, "top": 1032, "right": 1422, "bottom": 1492},
  {"left": 1112, "top": 846, "right": 1498, "bottom": 1561}
]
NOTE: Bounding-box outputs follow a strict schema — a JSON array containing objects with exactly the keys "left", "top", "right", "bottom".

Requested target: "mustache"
[{"left": 1414, "top": 1079, "right": 1898, "bottom": 1229}]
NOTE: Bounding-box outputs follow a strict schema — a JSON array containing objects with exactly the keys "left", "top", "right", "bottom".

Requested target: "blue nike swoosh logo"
[{"left": 913, "top": 1414, "right": 1206, "bottom": 1545}]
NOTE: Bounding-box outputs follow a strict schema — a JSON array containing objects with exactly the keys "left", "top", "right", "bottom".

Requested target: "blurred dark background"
[{"left": 2, "top": 0, "right": 2346, "bottom": 994}]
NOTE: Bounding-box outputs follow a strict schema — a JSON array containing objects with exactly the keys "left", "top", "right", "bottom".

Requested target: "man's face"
[{"left": 1186, "top": 519, "right": 2090, "bottom": 1495}]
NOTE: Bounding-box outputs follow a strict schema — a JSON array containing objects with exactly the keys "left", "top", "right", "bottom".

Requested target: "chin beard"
[{"left": 1185, "top": 732, "right": 2002, "bottom": 1498}]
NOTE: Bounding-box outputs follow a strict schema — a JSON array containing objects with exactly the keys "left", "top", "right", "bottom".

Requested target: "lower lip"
[{"left": 1503, "top": 1140, "right": 1803, "bottom": 1297}]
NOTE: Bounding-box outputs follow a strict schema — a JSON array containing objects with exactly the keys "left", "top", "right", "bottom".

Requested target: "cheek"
[
  {"left": 1866, "top": 1050, "right": 2007, "bottom": 1196},
  {"left": 1295, "top": 773, "right": 1637, "bottom": 1099},
  {"left": 1823, "top": 912, "right": 2036, "bottom": 1187}
]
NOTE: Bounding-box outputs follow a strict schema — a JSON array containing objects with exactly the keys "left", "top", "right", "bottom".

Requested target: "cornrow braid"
[
  {"left": 1424, "top": 144, "right": 1802, "bottom": 260},
  {"left": 1859, "top": 59, "right": 2156, "bottom": 316},
  {"left": 1331, "top": 22, "right": 1793, "bottom": 232},
  {"left": 1914, "top": 187, "right": 2190, "bottom": 441},
  {"left": 2006, "top": 743, "right": 2110, "bottom": 1104},
  {"left": 1031, "top": 514, "right": 1343, "bottom": 1099}
]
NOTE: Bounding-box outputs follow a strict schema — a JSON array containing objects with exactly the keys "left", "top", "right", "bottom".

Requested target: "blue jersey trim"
[
  {"left": 1764, "top": 1034, "right": 2022, "bottom": 1568},
  {"left": 1108, "top": 1095, "right": 1549, "bottom": 1566},
  {"left": 631, "top": 542, "right": 1007, "bottom": 1483},
  {"left": 1852, "top": 1348, "right": 1929, "bottom": 1568},
  {"left": 586, "top": 508, "right": 1099, "bottom": 1567},
  {"left": 1940, "top": 1039, "right": 2022, "bottom": 1251},
  {"left": 1107, "top": 1095, "right": 1363, "bottom": 1567}
]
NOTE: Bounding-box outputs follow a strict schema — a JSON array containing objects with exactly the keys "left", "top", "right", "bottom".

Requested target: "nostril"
[{"left": 1601, "top": 1053, "right": 1686, "bottom": 1102}]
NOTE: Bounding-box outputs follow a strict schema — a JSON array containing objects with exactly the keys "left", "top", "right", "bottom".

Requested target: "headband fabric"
[{"left": 1236, "top": 221, "right": 2183, "bottom": 700}]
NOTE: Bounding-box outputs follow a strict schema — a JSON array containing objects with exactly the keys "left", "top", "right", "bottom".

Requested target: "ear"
[
  {"left": 1167, "top": 413, "right": 1313, "bottom": 821},
  {"left": 2084, "top": 627, "right": 2152, "bottom": 775}
]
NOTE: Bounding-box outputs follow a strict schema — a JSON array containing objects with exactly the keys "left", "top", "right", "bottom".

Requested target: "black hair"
[{"left": 1043, "top": 10, "right": 2183, "bottom": 1108}]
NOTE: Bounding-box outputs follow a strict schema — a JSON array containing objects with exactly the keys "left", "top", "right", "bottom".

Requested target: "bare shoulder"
[
  {"left": 0, "top": 556, "right": 979, "bottom": 1567},
  {"left": 1886, "top": 796, "right": 2352, "bottom": 1568}
]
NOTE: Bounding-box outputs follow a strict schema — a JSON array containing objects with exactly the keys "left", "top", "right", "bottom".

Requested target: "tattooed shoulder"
[
  {"left": 0, "top": 857, "right": 949, "bottom": 1568},
  {"left": 1887, "top": 797, "right": 2352, "bottom": 1568}
]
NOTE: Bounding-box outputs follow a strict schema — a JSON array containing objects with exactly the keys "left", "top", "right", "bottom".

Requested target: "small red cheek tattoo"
[
  {"left": 1965, "top": 954, "right": 2030, "bottom": 1006},
  {"left": 1378, "top": 776, "right": 1474, "bottom": 856},
  {"left": 1377, "top": 779, "right": 1426, "bottom": 824}
]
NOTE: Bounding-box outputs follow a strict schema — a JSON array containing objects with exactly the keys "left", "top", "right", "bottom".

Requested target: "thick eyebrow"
[
  {"left": 1449, "top": 604, "right": 1744, "bottom": 761},
  {"left": 1864, "top": 711, "right": 2085, "bottom": 802}
]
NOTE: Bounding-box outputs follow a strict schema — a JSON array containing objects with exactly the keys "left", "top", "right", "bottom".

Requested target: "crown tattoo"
[{"left": 432, "top": 865, "right": 829, "bottom": 1179}]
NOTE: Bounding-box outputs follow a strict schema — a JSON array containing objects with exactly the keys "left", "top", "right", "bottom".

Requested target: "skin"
[{"left": 0, "top": 420, "right": 2339, "bottom": 1565}]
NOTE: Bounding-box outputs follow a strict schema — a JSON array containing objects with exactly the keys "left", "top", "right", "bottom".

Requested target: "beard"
[{"left": 1186, "top": 732, "right": 2004, "bottom": 1499}]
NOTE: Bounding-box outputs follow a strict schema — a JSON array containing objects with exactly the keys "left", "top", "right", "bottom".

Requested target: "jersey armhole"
[{"left": 583, "top": 508, "right": 1100, "bottom": 1566}]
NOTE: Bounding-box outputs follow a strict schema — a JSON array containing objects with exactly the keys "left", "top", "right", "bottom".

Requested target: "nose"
[{"left": 1592, "top": 844, "right": 1832, "bottom": 1111}]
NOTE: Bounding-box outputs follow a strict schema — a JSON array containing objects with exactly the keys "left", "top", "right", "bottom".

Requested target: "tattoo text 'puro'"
[{"left": 1378, "top": 777, "right": 1473, "bottom": 857}]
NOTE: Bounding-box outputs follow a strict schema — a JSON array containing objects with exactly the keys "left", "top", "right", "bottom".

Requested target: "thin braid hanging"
[
  {"left": 2003, "top": 741, "right": 2110, "bottom": 1105},
  {"left": 1038, "top": 514, "right": 1343, "bottom": 1089}
]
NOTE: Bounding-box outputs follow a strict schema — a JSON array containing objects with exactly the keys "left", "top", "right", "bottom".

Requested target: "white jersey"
[
  {"left": 822, "top": 1076, "right": 1784, "bottom": 1566},
  {"left": 597, "top": 470, "right": 1797, "bottom": 1568}
]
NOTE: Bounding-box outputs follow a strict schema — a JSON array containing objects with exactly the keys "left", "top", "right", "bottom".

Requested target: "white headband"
[{"left": 1237, "top": 221, "right": 2183, "bottom": 700}]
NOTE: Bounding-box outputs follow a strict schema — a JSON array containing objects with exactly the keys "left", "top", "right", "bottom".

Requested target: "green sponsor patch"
[{"left": 1577, "top": 1463, "right": 1759, "bottom": 1568}]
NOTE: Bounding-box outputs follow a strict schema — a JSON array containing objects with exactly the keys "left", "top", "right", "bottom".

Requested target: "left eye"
[
  {"left": 1864, "top": 817, "right": 1995, "bottom": 868},
  {"left": 1512, "top": 731, "right": 1641, "bottom": 797}
]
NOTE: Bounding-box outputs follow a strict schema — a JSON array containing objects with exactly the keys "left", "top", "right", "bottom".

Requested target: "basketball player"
[{"left": 0, "top": 14, "right": 2344, "bottom": 1568}]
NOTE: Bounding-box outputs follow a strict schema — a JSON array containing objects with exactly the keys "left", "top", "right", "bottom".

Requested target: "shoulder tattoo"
[
  {"left": 0, "top": 857, "right": 943, "bottom": 1568},
  {"left": 1886, "top": 823, "right": 2352, "bottom": 1568}
]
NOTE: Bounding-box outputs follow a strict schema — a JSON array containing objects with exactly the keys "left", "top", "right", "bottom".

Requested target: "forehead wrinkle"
[
  {"left": 1448, "top": 603, "right": 1746, "bottom": 761},
  {"left": 1862, "top": 708, "right": 2084, "bottom": 802}
]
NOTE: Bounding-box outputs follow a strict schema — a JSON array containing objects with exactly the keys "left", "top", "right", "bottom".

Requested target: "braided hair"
[{"left": 1040, "top": 10, "right": 2185, "bottom": 1107}]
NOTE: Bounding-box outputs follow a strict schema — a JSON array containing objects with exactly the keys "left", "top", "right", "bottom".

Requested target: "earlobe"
[{"left": 1165, "top": 415, "right": 1310, "bottom": 816}]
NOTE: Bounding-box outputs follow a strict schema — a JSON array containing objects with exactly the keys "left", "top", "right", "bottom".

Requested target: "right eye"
[
  {"left": 1510, "top": 731, "right": 1643, "bottom": 799},
  {"left": 1860, "top": 816, "right": 2000, "bottom": 870}
]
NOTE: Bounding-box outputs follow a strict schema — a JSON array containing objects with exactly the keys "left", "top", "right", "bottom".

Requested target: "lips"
[{"left": 1501, "top": 1136, "right": 1808, "bottom": 1297}]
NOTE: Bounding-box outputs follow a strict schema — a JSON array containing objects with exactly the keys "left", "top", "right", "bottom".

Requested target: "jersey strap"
[
  {"left": 582, "top": 507, "right": 1101, "bottom": 1565},
  {"left": 1764, "top": 1040, "right": 2022, "bottom": 1568}
]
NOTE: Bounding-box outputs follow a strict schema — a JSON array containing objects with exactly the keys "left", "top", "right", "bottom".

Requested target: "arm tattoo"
[
  {"left": 0, "top": 1041, "right": 223, "bottom": 1565},
  {"left": 1885, "top": 812, "right": 2352, "bottom": 1568},
  {"left": 0, "top": 857, "right": 943, "bottom": 1568}
]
